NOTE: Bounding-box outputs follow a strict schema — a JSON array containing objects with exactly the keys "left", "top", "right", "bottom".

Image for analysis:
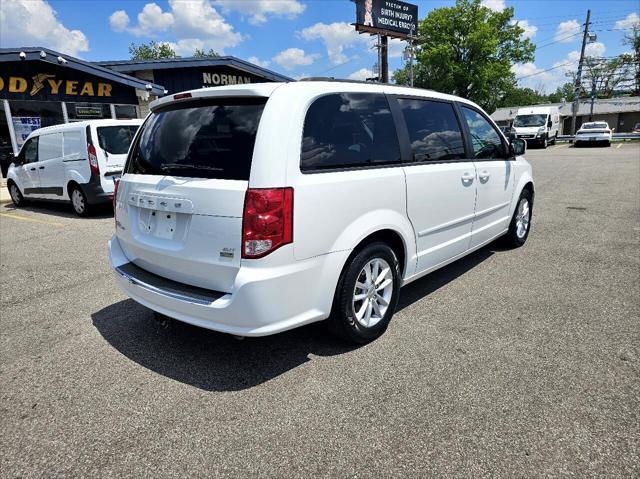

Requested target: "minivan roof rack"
[
  {"left": 297, "top": 77, "right": 435, "bottom": 93},
  {"left": 299, "top": 77, "right": 381, "bottom": 84}
]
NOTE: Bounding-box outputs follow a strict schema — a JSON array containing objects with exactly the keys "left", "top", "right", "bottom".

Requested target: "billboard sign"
[{"left": 355, "top": 0, "right": 418, "bottom": 38}]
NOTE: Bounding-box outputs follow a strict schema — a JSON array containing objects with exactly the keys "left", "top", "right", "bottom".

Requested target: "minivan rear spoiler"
[{"left": 149, "top": 83, "right": 283, "bottom": 112}]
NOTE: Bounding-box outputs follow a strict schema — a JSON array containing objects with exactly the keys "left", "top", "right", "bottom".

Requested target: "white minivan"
[
  {"left": 7, "top": 119, "right": 142, "bottom": 216},
  {"left": 109, "top": 81, "right": 534, "bottom": 343}
]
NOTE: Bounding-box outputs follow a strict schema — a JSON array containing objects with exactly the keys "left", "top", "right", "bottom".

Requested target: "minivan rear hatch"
[{"left": 115, "top": 96, "right": 267, "bottom": 292}]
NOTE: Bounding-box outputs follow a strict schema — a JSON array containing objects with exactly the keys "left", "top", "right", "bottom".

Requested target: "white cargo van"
[
  {"left": 109, "top": 81, "right": 534, "bottom": 343},
  {"left": 512, "top": 106, "right": 560, "bottom": 148},
  {"left": 7, "top": 119, "right": 142, "bottom": 216}
]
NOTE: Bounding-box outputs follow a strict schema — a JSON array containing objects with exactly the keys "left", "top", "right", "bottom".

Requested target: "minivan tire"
[
  {"left": 329, "top": 242, "right": 401, "bottom": 344},
  {"left": 7, "top": 181, "right": 26, "bottom": 207},
  {"left": 70, "top": 185, "right": 90, "bottom": 217},
  {"left": 502, "top": 189, "right": 533, "bottom": 248}
]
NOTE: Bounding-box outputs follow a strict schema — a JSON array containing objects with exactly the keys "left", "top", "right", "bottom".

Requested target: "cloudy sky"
[{"left": 1, "top": 0, "right": 638, "bottom": 92}]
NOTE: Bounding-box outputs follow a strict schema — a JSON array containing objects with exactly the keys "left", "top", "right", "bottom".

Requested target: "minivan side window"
[
  {"left": 63, "top": 130, "right": 83, "bottom": 157},
  {"left": 398, "top": 98, "right": 465, "bottom": 162},
  {"left": 460, "top": 107, "right": 507, "bottom": 159},
  {"left": 301, "top": 93, "right": 401, "bottom": 171},
  {"left": 38, "top": 133, "right": 63, "bottom": 161},
  {"left": 22, "top": 137, "right": 39, "bottom": 163}
]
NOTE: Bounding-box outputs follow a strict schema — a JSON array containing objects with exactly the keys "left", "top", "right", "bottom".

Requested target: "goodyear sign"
[{"left": 0, "top": 62, "right": 137, "bottom": 104}]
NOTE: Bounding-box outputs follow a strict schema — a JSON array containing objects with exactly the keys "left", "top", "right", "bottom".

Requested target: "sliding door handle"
[{"left": 461, "top": 172, "right": 475, "bottom": 183}]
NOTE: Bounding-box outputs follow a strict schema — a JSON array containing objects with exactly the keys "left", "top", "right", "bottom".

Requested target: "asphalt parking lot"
[{"left": 1, "top": 143, "right": 638, "bottom": 477}]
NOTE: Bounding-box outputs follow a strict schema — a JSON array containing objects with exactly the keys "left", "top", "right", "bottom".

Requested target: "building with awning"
[
  {"left": 0, "top": 47, "right": 164, "bottom": 169},
  {"left": 96, "top": 56, "right": 293, "bottom": 116},
  {"left": 491, "top": 97, "right": 640, "bottom": 134},
  {"left": 0, "top": 48, "right": 293, "bottom": 177}
]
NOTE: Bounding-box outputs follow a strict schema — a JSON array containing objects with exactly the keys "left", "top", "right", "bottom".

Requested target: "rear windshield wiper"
[{"left": 159, "top": 163, "right": 224, "bottom": 172}]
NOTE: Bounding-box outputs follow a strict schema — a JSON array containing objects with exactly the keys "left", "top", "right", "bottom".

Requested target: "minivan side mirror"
[
  {"left": 547, "top": 119, "right": 552, "bottom": 127},
  {"left": 510, "top": 138, "right": 526, "bottom": 157}
]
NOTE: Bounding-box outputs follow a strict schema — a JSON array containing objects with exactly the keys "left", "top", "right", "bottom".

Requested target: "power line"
[{"left": 515, "top": 62, "right": 574, "bottom": 80}]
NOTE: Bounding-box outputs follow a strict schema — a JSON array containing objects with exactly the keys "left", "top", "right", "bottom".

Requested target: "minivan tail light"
[
  {"left": 87, "top": 143, "right": 99, "bottom": 175},
  {"left": 242, "top": 188, "right": 293, "bottom": 258}
]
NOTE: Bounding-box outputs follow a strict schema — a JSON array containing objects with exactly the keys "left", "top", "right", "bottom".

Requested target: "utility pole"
[
  {"left": 589, "top": 77, "right": 596, "bottom": 121},
  {"left": 381, "top": 35, "right": 389, "bottom": 83},
  {"left": 571, "top": 9, "right": 591, "bottom": 136},
  {"left": 404, "top": 41, "right": 415, "bottom": 87}
]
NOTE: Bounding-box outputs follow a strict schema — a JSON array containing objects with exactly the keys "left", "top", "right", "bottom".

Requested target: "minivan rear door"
[{"left": 115, "top": 97, "right": 267, "bottom": 292}]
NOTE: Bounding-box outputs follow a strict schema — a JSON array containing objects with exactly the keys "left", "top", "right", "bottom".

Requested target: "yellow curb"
[{"left": 0, "top": 213, "right": 65, "bottom": 228}]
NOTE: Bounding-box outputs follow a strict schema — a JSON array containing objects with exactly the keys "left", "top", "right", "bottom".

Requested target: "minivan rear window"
[
  {"left": 126, "top": 98, "right": 266, "bottom": 180},
  {"left": 97, "top": 126, "right": 139, "bottom": 155}
]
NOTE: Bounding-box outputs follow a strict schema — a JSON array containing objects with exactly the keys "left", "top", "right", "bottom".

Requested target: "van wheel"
[
  {"left": 8, "top": 181, "right": 26, "bottom": 207},
  {"left": 541, "top": 137, "right": 548, "bottom": 149},
  {"left": 70, "top": 186, "right": 90, "bottom": 216},
  {"left": 502, "top": 189, "right": 533, "bottom": 248},
  {"left": 329, "top": 242, "right": 400, "bottom": 344},
  {"left": 551, "top": 133, "right": 558, "bottom": 145}
]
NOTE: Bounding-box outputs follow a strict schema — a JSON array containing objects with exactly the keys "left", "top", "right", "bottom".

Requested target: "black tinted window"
[
  {"left": 127, "top": 98, "right": 266, "bottom": 180},
  {"left": 301, "top": 93, "right": 400, "bottom": 171},
  {"left": 461, "top": 107, "right": 507, "bottom": 159},
  {"left": 398, "top": 99, "right": 465, "bottom": 162},
  {"left": 97, "top": 126, "right": 139, "bottom": 155}
]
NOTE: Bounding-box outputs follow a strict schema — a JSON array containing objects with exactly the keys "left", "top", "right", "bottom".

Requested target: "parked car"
[
  {"left": 575, "top": 121, "right": 613, "bottom": 147},
  {"left": 632, "top": 122, "right": 640, "bottom": 133},
  {"left": 6, "top": 119, "right": 142, "bottom": 215},
  {"left": 109, "top": 81, "right": 534, "bottom": 343},
  {"left": 512, "top": 105, "right": 560, "bottom": 149}
]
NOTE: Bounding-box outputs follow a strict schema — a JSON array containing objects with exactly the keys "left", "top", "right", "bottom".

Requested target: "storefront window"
[
  {"left": 8, "top": 100, "right": 64, "bottom": 151},
  {"left": 114, "top": 104, "right": 138, "bottom": 119},
  {"left": 66, "top": 102, "right": 111, "bottom": 121},
  {"left": 0, "top": 102, "right": 13, "bottom": 177}
]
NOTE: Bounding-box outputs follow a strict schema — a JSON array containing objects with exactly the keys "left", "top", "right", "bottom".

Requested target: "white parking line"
[{"left": 616, "top": 143, "right": 623, "bottom": 149}]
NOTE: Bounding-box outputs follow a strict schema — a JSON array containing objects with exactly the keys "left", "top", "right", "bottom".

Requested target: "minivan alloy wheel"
[
  {"left": 352, "top": 258, "right": 394, "bottom": 328},
  {"left": 515, "top": 198, "right": 530, "bottom": 239}
]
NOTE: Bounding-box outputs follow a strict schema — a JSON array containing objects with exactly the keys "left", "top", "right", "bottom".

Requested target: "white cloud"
[
  {"left": 213, "top": 0, "right": 305, "bottom": 25},
  {"left": 248, "top": 56, "right": 270, "bottom": 68},
  {"left": 109, "top": 0, "right": 243, "bottom": 54},
  {"left": 388, "top": 38, "right": 407, "bottom": 58},
  {"left": 481, "top": 0, "right": 505, "bottom": 12},
  {"left": 299, "top": 21, "right": 370, "bottom": 64},
  {"left": 272, "top": 48, "right": 319, "bottom": 70},
  {"left": 615, "top": 12, "right": 640, "bottom": 30},
  {"left": 554, "top": 19, "right": 580, "bottom": 43},
  {"left": 133, "top": 2, "right": 174, "bottom": 36},
  {"left": 0, "top": 0, "right": 89, "bottom": 56},
  {"left": 512, "top": 19, "right": 537, "bottom": 39},
  {"left": 348, "top": 68, "right": 373, "bottom": 81},
  {"left": 109, "top": 10, "right": 130, "bottom": 33}
]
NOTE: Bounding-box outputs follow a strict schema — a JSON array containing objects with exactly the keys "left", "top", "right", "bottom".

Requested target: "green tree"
[
  {"left": 583, "top": 55, "right": 633, "bottom": 98},
  {"left": 497, "top": 86, "right": 546, "bottom": 108},
  {"left": 129, "top": 41, "right": 178, "bottom": 60},
  {"left": 393, "top": 0, "right": 535, "bottom": 112},
  {"left": 623, "top": 24, "right": 639, "bottom": 95},
  {"left": 547, "top": 82, "right": 575, "bottom": 103},
  {"left": 193, "top": 48, "right": 219, "bottom": 58}
]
